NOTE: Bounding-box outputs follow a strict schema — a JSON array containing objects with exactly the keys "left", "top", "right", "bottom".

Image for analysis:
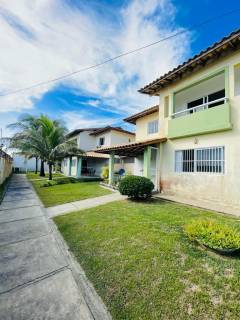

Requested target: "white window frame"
[
  {"left": 147, "top": 120, "right": 159, "bottom": 134},
  {"left": 174, "top": 146, "right": 225, "bottom": 174}
]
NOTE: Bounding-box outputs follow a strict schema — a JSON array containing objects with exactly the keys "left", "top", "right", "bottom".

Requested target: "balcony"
[{"left": 168, "top": 70, "right": 232, "bottom": 139}]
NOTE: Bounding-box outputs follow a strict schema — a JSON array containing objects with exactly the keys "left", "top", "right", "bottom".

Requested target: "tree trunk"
[
  {"left": 39, "top": 160, "right": 45, "bottom": 177},
  {"left": 49, "top": 163, "right": 53, "bottom": 180},
  {"left": 35, "top": 157, "right": 38, "bottom": 174}
]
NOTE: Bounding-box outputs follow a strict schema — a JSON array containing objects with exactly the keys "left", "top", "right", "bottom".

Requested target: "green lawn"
[
  {"left": 54, "top": 200, "right": 240, "bottom": 320},
  {"left": 31, "top": 180, "right": 112, "bottom": 207},
  {"left": 26, "top": 172, "right": 64, "bottom": 180}
]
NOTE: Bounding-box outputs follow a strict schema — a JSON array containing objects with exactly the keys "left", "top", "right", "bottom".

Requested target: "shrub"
[
  {"left": 185, "top": 219, "right": 240, "bottom": 250},
  {"left": 118, "top": 175, "right": 154, "bottom": 199},
  {"left": 40, "top": 181, "right": 53, "bottom": 188},
  {"left": 101, "top": 166, "right": 109, "bottom": 179},
  {"left": 55, "top": 178, "right": 69, "bottom": 185},
  {"left": 54, "top": 177, "right": 76, "bottom": 185}
]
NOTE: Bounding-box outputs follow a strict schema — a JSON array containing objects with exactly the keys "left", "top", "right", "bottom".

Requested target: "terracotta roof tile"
[{"left": 139, "top": 29, "right": 240, "bottom": 95}]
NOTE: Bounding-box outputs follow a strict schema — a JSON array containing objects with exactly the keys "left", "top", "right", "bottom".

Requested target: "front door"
[{"left": 149, "top": 147, "right": 159, "bottom": 190}]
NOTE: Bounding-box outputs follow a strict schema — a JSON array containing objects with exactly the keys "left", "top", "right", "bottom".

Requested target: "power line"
[{"left": 1, "top": 8, "right": 240, "bottom": 98}]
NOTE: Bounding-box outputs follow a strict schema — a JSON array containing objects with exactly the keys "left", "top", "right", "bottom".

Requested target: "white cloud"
[
  {"left": 62, "top": 111, "right": 122, "bottom": 131},
  {"left": 0, "top": 0, "right": 191, "bottom": 124}
]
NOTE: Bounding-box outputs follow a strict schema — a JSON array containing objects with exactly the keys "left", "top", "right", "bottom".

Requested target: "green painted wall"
[{"left": 168, "top": 103, "right": 232, "bottom": 139}]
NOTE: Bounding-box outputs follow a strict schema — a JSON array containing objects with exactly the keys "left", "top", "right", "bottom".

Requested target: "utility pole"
[{"left": 0, "top": 128, "right": 2, "bottom": 150}]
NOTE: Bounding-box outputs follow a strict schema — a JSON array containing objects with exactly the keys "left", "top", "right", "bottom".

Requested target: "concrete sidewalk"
[
  {"left": 47, "top": 192, "right": 126, "bottom": 218},
  {"left": 0, "top": 174, "right": 111, "bottom": 320}
]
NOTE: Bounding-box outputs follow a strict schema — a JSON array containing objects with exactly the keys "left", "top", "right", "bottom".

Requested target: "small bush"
[
  {"left": 118, "top": 175, "right": 154, "bottom": 199},
  {"left": 55, "top": 179, "right": 69, "bottom": 185},
  {"left": 185, "top": 219, "right": 240, "bottom": 250},
  {"left": 101, "top": 166, "right": 109, "bottom": 179},
  {"left": 40, "top": 181, "right": 54, "bottom": 188},
  {"left": 54, "top": 177, "right": 76, "bottom": 185}
]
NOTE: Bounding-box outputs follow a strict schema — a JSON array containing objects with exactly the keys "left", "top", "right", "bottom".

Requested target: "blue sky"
[{"left": 0, "top": 0, "right": 239, "bottom": 136}]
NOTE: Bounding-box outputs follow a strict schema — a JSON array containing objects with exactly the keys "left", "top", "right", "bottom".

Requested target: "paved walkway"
[
  {"left": 155, "top": 194, "right": 240, "bottom": 217},
  {"left": 0, "top": 174, "right": 111, "bottom": 320},
  {"left": 47, "top": 192, "right": 126, "bottom": 218}
]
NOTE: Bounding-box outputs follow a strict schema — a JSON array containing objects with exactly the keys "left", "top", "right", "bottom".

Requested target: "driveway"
[{"left": 0, "top": 174, "right": 108, "bottom": 320}]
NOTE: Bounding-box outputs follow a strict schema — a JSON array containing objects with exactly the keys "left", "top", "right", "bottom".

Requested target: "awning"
[
  {"left": 93, "top": 138, "right": 167, "bottom": 157},
  {"left": 83, "top": 152, "right": 109, "bottom": 159}
]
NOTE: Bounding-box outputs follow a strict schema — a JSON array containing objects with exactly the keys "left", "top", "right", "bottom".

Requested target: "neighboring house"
[
  {"left": 62, "top": 127, "right": 135, "bottom": 177},
  {"left": 95, "top": 29, "right": 240, "bottom": 207},
  {"left": 0, "top": 137, "right": 44, "bottom": 173}
]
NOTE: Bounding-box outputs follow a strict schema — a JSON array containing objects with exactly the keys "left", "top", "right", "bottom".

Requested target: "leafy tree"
[
  {"left": 8, "top": 115, "right": 44, "bottom": 175},
  {"left": 9, "top": 114, "right": 84, "bottom": 180}
]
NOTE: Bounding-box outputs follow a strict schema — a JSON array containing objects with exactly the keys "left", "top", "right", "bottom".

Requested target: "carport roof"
[
  {"left": 84, "top": 151, "right": 109, "bottom": 159},
  {"left": 93, "top": 138, "right": 166, "bottom": 157}
]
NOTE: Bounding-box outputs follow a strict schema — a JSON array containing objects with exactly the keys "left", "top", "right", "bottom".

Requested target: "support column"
[
  {"left": 143, "top": 146, "right": 151, "bottom": 178},
  {"left": 77, "top": 157, "right": 82, "bottom": 177},
  {"left": 158, "top": 143, "right": 163, "bottom": 191},
  {"left": 68, "top": 157, "right": 72, "bottom": 176},
  {"left": 109, "top": 152, "right": 115, "bottom": 185}
]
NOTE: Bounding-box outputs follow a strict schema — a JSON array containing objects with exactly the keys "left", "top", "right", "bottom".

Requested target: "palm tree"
[
  {"left": 8, "top": 115, "right": 45, "bottom": 176},
  {"left": 9, "top": 114, "right": 84, "bottom": 180},
  {"left": 36, "top": 115, "right": 84, "bottom": 180}
]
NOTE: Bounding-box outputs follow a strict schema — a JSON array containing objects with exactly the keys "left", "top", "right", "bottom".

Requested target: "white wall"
[
  {"left": 11, "top": 153, "right": 48, "bottom": 172},
  {"left": 78, "top": 131, "right": 97, "bottom": 151},
  {"left": 95, "top": 131, "right": 111, "bottom": 148},
  {"left": 110, "top": 131, "right": 135, "bottom": 145},
  {"left": 134, "top": 156, "right": 144, "bottom": 176},
  {"left": 175, "top": 72, "right": 225, "bottom": 113}
]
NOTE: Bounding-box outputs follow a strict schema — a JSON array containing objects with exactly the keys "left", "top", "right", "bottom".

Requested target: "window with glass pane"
[
  {"left": 99, "top": 137, "right": 105, "bottom": 146},
  {"left": 175, "top": 147, "right": 224, "bottom": 174},
  {"left": 148, "top": 120, "right": 159, "bottom": 134},
  {"left": 196, "top": 147, "right": 224, "bottom": 173}
]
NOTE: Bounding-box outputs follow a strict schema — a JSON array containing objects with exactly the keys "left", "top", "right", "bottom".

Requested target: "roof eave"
[{"left": 139, "top": 29, "right": 240, "bottom": 95}]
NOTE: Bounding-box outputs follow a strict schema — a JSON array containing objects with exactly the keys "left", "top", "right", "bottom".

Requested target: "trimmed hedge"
[
  {"left": 40, "top": 176, "right": 102, "bottom": 187},
  {"left": 185, "top": 219, "right": 240, "bottom": 250},
  {"left": 118, "top": 175, "right": 154, "bottom": 199}
]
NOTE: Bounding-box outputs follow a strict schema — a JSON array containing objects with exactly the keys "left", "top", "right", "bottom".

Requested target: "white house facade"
[
  {"left": 62, "top": 127, "right": 135, "bottom": 178},
  {"left": 94, "top": 29, "right": 240, "bottom": 208}
]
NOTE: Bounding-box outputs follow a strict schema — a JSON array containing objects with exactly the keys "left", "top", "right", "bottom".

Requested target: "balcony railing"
[{"left": 172, "top": 97, "right": 228, "bottom": 119}]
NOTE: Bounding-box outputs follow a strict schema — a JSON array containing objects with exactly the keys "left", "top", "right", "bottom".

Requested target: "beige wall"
[
  {"left": 158, "top": 51, "right": 240, "bottom": 207},
  {"left": 135, "top": 112, "right": 159, "bottom": 142},
  {"left": 133, "top": 50, "right": 240, "bottom": 207},
  {"left": 0, "top": 154, "right": 12, "bottom": 185}
]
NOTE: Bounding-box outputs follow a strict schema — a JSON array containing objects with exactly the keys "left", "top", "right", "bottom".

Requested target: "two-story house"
[
  {"left": 95, "top": 29, "right": 240, "bottom": 208},
  {"left": 62, "top": 126, "right": 135, "bottom": 177}
]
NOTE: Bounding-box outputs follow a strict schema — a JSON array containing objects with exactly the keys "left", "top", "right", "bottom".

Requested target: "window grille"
[
  {"left": 148, "top": 120, "right": 159, "bottom": 134},
  {"left": 175, "top": 147, "right": 225, "bottom": 174}
]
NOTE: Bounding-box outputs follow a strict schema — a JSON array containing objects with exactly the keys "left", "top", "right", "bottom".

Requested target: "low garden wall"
[{"left": 0, "top": 150, "right": 13, "bottom": 185}]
